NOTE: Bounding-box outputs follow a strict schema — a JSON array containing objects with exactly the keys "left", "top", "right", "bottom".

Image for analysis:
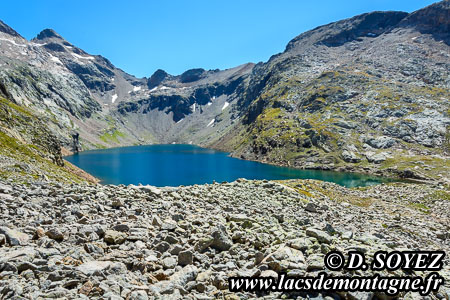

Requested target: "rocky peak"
[
  {"left": 285, "top": 10, "right": 408, "bottom": 50},
  {"left": 180, "top": 68, "right": 206, "bottom": 83},
  {"left": 0, "top": 20, "right": 22, "bottom": 37},
  {"left": 398, "top": 0, "right": 449, "bottom": 44},
  {"left": 148, "top": 69, "right": 170, "bottom": 89},
  {"left": 34, "top": 28, "right": 64, "bottom": 41}
]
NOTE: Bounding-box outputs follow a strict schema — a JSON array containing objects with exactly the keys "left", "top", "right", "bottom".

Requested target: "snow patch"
[
  {"left": 0, "top": 38, "right": 27, "bottom": 47},
  {"left": 207, "top": 102, "right": 212, "bottom": 106},
  {"left": 177, "top": 118, "right": 184, "bottom": 124},
  {"left": 212, "top": 96, "right": 216, "bottom": 100},
  {"left": 111, "top": 94, "right": 118, "bottom": 103},
  {"left": 133, "top": 86, "right": 142, "bottom": 92},
  {"left": 160, "top": 86, "right": 169, "bottom": 90},
  {"left": 149, "top": 87, "right": 158, "bottom": 92},
  {"left": 50, "top": 56, "right": 62, "bottom": 64},
  {"left": 207, "top": 119, "right": 215, "bottom": 127},
  {"left": 72, "top": 53, "right": 95, "bottom": 60},
  {"left": 222, "top": 101, "right": 229, "bottom": 111},
  {"left": 191, "top": 103, "right": 196, "bottom": 113}
]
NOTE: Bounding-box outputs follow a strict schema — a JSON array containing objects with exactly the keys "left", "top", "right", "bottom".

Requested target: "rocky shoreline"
[
  {"left": 223, "top": 151, "right": 433, "bottom": 184},
  {"left": 0, "top": 178, "right": 448, "bottom": 299}
]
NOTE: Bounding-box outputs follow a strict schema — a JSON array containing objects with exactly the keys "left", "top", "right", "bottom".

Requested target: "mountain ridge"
[{"left": 0, "top": 0, "right": 448, "bottom": 183}]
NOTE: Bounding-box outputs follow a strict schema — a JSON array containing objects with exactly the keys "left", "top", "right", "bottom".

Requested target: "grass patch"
[
  {"left": 408, "top": 202, "right": 431, "bottom": 214},
  {"left": 425, "top": 190, "right": 450, "bottom": 202},
  {"left": 99, "top": 130, "right": 126, "bottom": 143}
]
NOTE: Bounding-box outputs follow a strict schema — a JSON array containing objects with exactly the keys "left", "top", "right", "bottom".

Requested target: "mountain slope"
[
  {"left": 0, "top": 94, "right": 96, "bottom": 183},
  {"left": 212, "top": 1, "right": 449, "bottom": 182},
  {"left": 0, "top": 25, "right": 255, "bottom": 151},
  {"left": 0, "top": 1, "right": 448, "bottom": 183}
]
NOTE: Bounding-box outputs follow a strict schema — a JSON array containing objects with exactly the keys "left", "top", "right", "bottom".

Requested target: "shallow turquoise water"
[{"left": 65, "top": 144, "right": 393, "bottom": 187}]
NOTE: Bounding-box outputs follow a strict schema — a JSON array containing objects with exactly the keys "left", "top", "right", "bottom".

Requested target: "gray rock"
[
  {"left": 365, "top": 136, "right": 396, "bottom": 149},
  {"left": 84, "top": 243, "right": 105, "bottom": 255},
  {"left": 76, "top": 260, "right": 126, "bottom": 276},
  {"left": 163, "top": 256, "right": 177, "bottom": 269},
  {"left": 306, "top": 254, "right": 324, "bottom": 271},
  {"left": 139, "top": 185, "right": 162, "bottom": 196},
  {"left": 104, "top": 230, "right": 127, "bottom": 245},
  {"left": 210, "top": 225, "right": 233, "bottom": 251},
  {"left": 342, "top": 150, "right": 361, "bottom": 163},
  {"left": 111, "top": 198, "right": 125, "bottom": 208},
  {"left": 289, "top": 237, "right": 313, "bottom": 251},
  {"left": 306, "top": 228, "right": 333, "bottom": 244},
  {"left": 113, "top": 223, "right": 130, "bottom": 232},
  {"left": 0, "top": 226, "right": 29, "bottom": 246},
  {"left": 195, "top": 237, "right": 213, "bottom": 253},
  {"left": 178, "top": 250, "right": 193, "bottom": 266},
  {"left": 45, "top": 228, "right": 64, "bottom": 241},
  {"left": 305, "top": 202, "right": 319, "bottom": 213},
  {"left": 155, "top": 241, "right": 171, "bottom": 253},
  {"left": 128, "top": 290, "right": 149, "bottom": 300},
  {"left": 365, "top": 151, "right": 388, "bottom": 164},
  {"left": 342, "top": 231, "right": 353, "bottom": 240}
]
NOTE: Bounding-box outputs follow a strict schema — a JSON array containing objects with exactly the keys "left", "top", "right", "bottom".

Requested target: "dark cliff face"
[
  {"left": 398, "top": 0, "right": 450, "bottom": 44},
  {"left": 0, "top": 20, "right": 21, "bottom": 37},
  {"left": 285, "top": 11, "right": 408, "bottom": 51},
  {"left": 35, "top": 28, "right": 64, "bottom": 40},
  {"left": 147, "top": 69, "right": 170, "bottom": 89},
  {"left": 119, "top": 71, "right": 249, "bottom": 122},
  {"left": 180, "top": 68, "right": 206, "bottom": 83}
]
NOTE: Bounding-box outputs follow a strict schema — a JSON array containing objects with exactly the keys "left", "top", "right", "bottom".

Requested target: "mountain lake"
[{"left": 65, "top": 144, "right": 396, "bottom": 187}]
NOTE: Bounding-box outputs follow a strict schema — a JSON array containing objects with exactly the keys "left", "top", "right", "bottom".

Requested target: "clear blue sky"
[{"left": 1, "top": 0, "right": 437, "bottom": 78}]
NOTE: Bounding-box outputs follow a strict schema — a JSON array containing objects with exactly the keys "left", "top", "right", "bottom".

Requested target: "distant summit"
[{"left": 34, "top": 28, "right": 64, "bottom": 41}]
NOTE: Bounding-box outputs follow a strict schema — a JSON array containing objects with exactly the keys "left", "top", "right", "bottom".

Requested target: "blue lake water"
[{"left": 65, "top": 144, "right": 393, "bottom": 187}]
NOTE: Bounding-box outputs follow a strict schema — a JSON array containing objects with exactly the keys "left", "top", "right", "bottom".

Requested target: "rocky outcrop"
[
  {"left": 0, "top": 20, "right": 21, "bottom": 37},
  {"left": 286, "top": 11, "right": 408, "bottom": 49},
  {"left": 398, "top": 0, "right": 450, "bottom": 44},
  {"left": 147, "top": 69, "right": 170, "bottom": 89},
  {"left": 180, "top": 68, "right": 207, "bottom": 83}
]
